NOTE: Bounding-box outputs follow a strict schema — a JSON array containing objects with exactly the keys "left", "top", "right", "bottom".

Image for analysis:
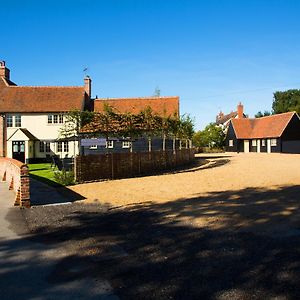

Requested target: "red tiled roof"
[
  {"left": 94, "top": 96, "right": 179, "bottom": 117},
  {"left": 0, "top": 86, "right": 86, "bottom": 113},
  {"left": 231, "top": 112, "right": 296, "bottom": 139}
]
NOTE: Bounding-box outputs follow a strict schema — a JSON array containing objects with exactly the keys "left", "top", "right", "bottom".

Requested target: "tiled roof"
[
  {"left": 231, "top": 112, "right": 296, "bottom": 139},
  {"left": 0, "top": 86, "right": 86, "bottom": 113},
  {"left": 216, "top": 111, "right": 238, "bottom": 125},
  {"left": 94, "top": 96, "right": 179, "bottom": 116}
]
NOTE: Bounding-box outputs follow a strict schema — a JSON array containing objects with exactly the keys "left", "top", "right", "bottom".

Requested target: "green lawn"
[{"left": 28, "top": 163, "right": 62, "bottom": 187}]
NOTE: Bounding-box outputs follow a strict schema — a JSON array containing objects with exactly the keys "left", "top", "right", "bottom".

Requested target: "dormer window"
[
  {"left": 6, "top": 114, "right": 21, "bottom": 127},
  {"left": 6, "top": 115, "right": 13, "bottom": 127}
]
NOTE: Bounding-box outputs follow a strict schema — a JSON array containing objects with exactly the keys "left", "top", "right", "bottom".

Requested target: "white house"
[{"left": 0, "top": 61, "right": 92, "bottom": 163}]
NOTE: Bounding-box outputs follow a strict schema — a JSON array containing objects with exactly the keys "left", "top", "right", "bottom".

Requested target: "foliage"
[
  {"left": 60, "top": 109, "right": 94, "bottom": 139},
  {"left": 255, "top": 110, "right": 271, "bottom": 118},
  {"left": 53, "top": 169, "right": 75, "bottom": 186},
  {"left": 272, "top": 89, "right": 300, "bottom": 115},
  {"left": 193, "top": 123, "right": 225, "bottom": 149},
  {"left": 80, "top": 105, "right": 195, "bottom": 150}
]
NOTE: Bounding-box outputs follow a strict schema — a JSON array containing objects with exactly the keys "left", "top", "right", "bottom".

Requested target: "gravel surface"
[{"left": 18, "top": 153, "right": 300, "bottom": 299}]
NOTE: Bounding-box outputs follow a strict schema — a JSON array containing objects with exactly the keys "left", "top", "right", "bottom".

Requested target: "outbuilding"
[{"left": 226, "top": 111, "right": 300, "bottom": 153}]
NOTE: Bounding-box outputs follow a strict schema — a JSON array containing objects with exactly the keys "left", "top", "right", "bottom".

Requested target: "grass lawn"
[{"left": 28, "top": 163, "right": 62, "bottom": 187}]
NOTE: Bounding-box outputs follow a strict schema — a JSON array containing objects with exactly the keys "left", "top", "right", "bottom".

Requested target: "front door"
[
  {"left": 244, "top": 140, "right": 250, "bottom": 153},
  {"left": 12, "top": 141, "right": 25, "bottom": 163}
]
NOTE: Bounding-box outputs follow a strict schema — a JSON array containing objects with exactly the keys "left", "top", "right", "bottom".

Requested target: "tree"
[
  {"left": 255, "top": 110, "right": 271, "bottom": 118},
  {"left": 193, "top": 123, "right": 225, "bottom": 149},
  {"left": 272, "top": 89, "right": 300, "bottom": 115}
]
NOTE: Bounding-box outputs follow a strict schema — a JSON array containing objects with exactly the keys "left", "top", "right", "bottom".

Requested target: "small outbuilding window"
[
  {"left": 252, "top": 140, "right": 257, "bottom": 146},
  {"left": 271, "top": 139, "right": 277, "bottom": 146},
  {"left": 106, "top": 140, "right": 114, "bottom": 148},
  {"left": 39, "top": 141, "right": 45, "bottom": 152},
  {"left": 262, "top": 139, "right": 266, "bottom": 147},
  {"left": 229, "top": 140, "right": 233, "bottom": 147},
  {"left": 122, "top": 141, "right": 131, "bottom": 148}
]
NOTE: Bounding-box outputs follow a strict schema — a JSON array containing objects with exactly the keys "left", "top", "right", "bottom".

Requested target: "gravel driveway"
[{"left": 13, "top": 153, "right": 300, "bottom": 299}]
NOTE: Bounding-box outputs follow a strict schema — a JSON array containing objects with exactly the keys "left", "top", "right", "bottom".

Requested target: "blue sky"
[{"left": 2, "top": 0, "right": 300, "bottom": 129}]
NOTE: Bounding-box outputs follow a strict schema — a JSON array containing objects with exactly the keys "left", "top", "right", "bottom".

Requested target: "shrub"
[{"left": 53, "top": 169, "right": 75, "bottom": 186}]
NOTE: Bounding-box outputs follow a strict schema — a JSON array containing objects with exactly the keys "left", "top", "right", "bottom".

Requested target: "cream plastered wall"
[{"left": 6, "top": 113, "right": 79, "bottom": 159}]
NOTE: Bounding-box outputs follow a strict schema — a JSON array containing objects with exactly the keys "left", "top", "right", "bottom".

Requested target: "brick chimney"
[
  {"left": 84, "top": 76, "right": 91, "bottom": 97},
  {"left": 237, "top": 102, "right": 244, "bottom": 119},
  {"left": 0, "top": 61, "right": 10, "bottom": 80}
]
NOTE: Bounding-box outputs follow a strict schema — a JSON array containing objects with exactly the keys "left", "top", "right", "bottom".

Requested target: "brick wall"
[
  {"left": 75, "top": 149, "right": 195, "bottom": 183},
  {"left": 0, "top": 157, "right": 30, "bottom": 207},
  {"left": 0, "top": 115, "right": 5, "bottom": 157}
]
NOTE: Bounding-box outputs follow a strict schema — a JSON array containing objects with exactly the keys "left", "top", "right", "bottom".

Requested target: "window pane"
[
  {"left": 59, "top": 115, "right": 64, "bottom": 124},
  {"left": 53, "top": 115, "right": 58, "bottom": 124},
  {"left": 48, "top": 115, "right": 52, "bottom": 124},
  {"left": 39, "top": 141, "right": 45, "bottom": 152},
  {"left": 64, "top": 141, "right": 69, "bottom": 152},
  {"left": 15, "top": 115, "right": 21, "bottom": 127},
  {"left": 57, "top": 141, "right": 62, "bottom": 152},
  {"left": 6, "top": 115, "right": 13, "bottom": 127},
  {"left": 45, "top": 142, "right": 51, "bottom": 152}
]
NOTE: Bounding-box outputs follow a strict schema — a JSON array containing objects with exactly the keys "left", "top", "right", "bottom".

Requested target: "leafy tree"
[
  {"left": 255, "top": 110, "right": 271, "bottom": 118},
  {"left": 272, "top": 89, "right": 300, "bottom": 115},
  {"left": 193, "top": 123, "right": 225, "bottom": 149}
]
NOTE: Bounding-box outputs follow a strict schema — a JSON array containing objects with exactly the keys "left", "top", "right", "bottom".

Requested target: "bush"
[{"left": 53, "top": 169, "right": 75, "bottom": 186}]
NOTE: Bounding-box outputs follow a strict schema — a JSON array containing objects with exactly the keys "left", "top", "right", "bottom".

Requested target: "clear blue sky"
[{"left": 2, "top": 0, "right": 300, "bottom": 129}]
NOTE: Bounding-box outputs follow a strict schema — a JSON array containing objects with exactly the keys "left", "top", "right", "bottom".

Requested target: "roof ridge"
[
  {"left": 252, "top": 111, "right": 294, "bottom": 120},
  {"left": 95, "top": 96, "right": 179, "bottom": 100},
  {"left": 8, "top": 85, "right": 84, "bottom": 89}
]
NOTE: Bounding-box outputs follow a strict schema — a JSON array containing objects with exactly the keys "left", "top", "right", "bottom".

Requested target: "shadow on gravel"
[{"left": 5, "top": 185, "right": 300, "bottom": 299}]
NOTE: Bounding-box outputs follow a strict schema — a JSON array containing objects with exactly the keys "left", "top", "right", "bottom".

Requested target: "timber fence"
[{"left": 75, "top": 149, "right": 195, "bottom": 183}]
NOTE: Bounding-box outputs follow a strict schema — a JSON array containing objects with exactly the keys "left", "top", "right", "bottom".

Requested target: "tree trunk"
[
  {"left": 148, "top": 137, "right": 152, "bottom": 152},
  {"left": 162, "top": 133, "right": 166, "bottom": 151},
  {"left": 173, "top": 137, "right": 176, "bottom": 154}
]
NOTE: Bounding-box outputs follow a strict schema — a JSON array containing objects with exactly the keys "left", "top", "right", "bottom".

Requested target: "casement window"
[
  {"left": 106, "top": 140, "right": 114, "bottom": 148},
  {"left": 63, "top": 141, "right": 69, "bottom": 152},
  {"left": 262, "top": 139, "right": 266, "bottom": 147},
  {"left": 15, "top": 115, "right": 21, "bottom": 127},
  {"left": 45, "top": 142, "right": 51, "bottom": 153},
  {"left": 6, "top": 115, "right": 13, "bottom": 127},
  {"left": 271, "top": 139, "right": 277, "bottom": 146},
  {"left": 57, "top": 141, "right": 63, "bottom": 152},
  {"left": 122, "top": 141, "right": 131, "bottom": 148},
  {"left": 39, "top": 141, "right": 45, "bottom": 152},
  {"left": 57, "top": 141, "right": 68, "bottom": 152},
  {"left": 252, "top": 140, "right": 257, "bottom": 147},
  {"left": 48, "top": 114, "right": 64, "bottom": 124},
  {"left": 229, "top": 140, "right": 234, "bottom": 147}
]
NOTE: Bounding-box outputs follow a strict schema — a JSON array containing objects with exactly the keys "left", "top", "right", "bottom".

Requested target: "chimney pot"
[
  {"left": 0, "top": 61, "right": 10, "bottom": 80},
  {"left": 84, "top": 76, "right": 91, "bottom": 98},
  {"left": 237, "top": 102, "right": 244, "bottom": 119}
]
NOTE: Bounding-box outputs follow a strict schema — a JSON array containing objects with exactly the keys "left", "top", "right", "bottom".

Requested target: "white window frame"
[
  {"left": 15, "top": 114, "right": 21, "bottom": 127},
  {"left": 122, "top": 141, "right": 131, "bottom": 148},
  {"left": 39, "top": 141, "right": 45, "bottom": 153},
  {"left": 6, "top": 115, "right": 13, "bottom": 127},
  {"left": 229, "top": 140, "right": 233, "bottom": 147},
  {"left": 261, "top": 139, "right": 266, "bottom": 147},
  {"left": 271, "top": 139, "right": 277, "bottom": 146},
  {"left": 106, "top": 140, "right": 114, "bottom": 149},
  {"left": 45, "top": 142, "right": 51, "bottom": 153},
  {"left": 57, "top": 141, "right": 63, "bottom": 152},
  {"left": 252, "top": 140, "right": 257, "bottom": 147}
]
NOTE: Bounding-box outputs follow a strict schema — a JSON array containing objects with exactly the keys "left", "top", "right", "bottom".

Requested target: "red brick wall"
[
  {"left": 75, "top": 149, "right": 195, "bottom": 183},
  {"left": 0, "top": 115, "right": 5, "bottom": 157},
  {"left": 0, "top": 158, "right": 30, "bottom": 207}
]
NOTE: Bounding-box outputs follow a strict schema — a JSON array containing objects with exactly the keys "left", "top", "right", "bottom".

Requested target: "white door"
[
  {"left": 244, "top": 140, "right": 250, "bottom": 153},
  {"left": 257, "top": 140, "right": 261, "bottom": 153},
  {"left": 267, "top": 139, "right": 271, "bottom": 153}
]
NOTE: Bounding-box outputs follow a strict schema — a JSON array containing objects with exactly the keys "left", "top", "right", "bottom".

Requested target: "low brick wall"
[
  {"left": 75, "top": 149, "right": 195, "bottom": 183},
  {"left": 0, "top": 158, "right": 30, "bottom": 207}
]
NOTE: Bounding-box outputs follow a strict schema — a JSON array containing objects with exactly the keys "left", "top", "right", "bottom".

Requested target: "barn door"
[{"left": 244, "top": 140, "right": 250, "bottom": 153}]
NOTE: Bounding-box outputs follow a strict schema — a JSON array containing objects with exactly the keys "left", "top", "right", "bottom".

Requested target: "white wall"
[{"left": 6, "top": 113, "right": 79, "bottom": 160}]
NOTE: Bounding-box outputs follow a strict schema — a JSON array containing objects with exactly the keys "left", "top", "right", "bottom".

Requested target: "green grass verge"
[{"left": 28, "top": 163, "right": 62, "bottom": 187}]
